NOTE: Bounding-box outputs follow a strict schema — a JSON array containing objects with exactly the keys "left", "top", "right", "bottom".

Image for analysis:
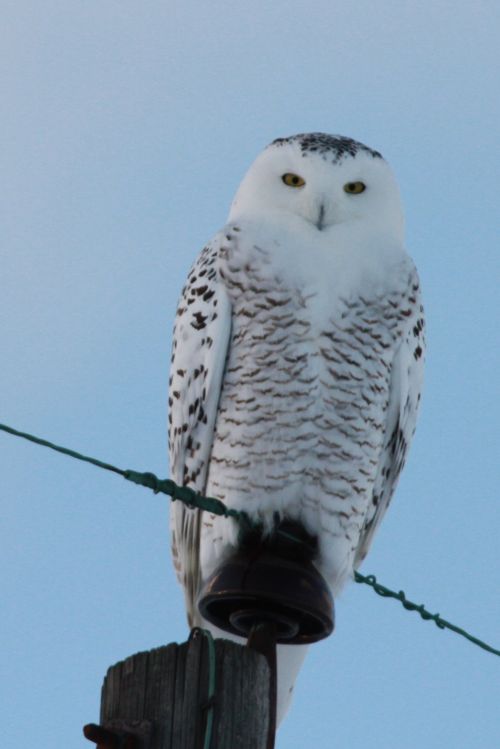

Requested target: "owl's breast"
[{"left": 207, "top": 238, "right": 400, "bottom": 524}]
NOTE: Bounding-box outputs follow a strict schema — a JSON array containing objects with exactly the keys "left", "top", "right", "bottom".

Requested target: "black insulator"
[{"left": 198, "top": 520, "right": 334, "bottom": 645}]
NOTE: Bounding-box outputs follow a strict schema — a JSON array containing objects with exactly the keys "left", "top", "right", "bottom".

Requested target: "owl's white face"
[{"left": 228, "top": 133, "right": 404, "bottom": 244}]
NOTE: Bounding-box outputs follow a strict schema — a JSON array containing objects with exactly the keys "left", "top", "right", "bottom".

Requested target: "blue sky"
[{"left": 1, "top": 2, "right": 499, "bottom": 747}]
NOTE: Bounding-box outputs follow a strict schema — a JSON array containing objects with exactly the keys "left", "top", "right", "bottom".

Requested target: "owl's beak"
[{"left": 316, "top": 203, "right": 325, "bottom": 231}]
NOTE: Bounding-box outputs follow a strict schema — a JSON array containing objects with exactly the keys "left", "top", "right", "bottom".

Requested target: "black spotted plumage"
[{"left": 271, "top": 132, "right": 382, "bottom": 162}]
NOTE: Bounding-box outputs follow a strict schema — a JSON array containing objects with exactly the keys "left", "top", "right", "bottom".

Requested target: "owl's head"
[{"left": 228, "top": 133, "right": 404, "bottom": 242}]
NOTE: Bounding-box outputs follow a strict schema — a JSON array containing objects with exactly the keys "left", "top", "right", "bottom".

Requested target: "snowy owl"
[{"left": 168, "top": 132, "right": 425, "bottom": 723}]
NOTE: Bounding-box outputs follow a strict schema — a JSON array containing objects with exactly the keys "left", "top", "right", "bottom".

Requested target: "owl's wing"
[
  {"left": 354, "top": 267, "right": 425, "bottom": 567},
  {"left": 168, "top": 235, "right": 232, "bottom": 625}
]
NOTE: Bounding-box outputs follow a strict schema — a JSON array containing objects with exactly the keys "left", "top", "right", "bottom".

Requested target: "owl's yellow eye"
[
  {"left": 282, "top": 173, "right": 306, "bottom": 188},
  {"left": 343, "top": 181, "right": 366, "bottom": 194}
]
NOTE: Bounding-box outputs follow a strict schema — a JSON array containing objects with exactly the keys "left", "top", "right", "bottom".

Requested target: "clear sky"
[{"left": 1, "top": 2, "right": 499, "bottom": 747}]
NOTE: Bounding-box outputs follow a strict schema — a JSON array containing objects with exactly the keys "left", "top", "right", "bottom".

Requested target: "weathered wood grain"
[{"left": 95, "top": 634, "right": 270, "bottom": 748}]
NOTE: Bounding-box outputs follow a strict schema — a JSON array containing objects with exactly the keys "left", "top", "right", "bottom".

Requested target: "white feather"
[{"left": 168, "top": 133, "right": 425, "bottom": 724}]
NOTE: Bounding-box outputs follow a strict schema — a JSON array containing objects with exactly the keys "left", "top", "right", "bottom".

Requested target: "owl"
[{"left": 168, "top": 133, "right": 424, "bottom": 723}]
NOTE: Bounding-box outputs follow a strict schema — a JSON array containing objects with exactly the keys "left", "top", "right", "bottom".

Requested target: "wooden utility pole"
[
  {"left": 84, "top": 521, "right": 334, "bottom": 748},
  {"left": 84, "top": 629, "right": 271, "bottom": 749}
]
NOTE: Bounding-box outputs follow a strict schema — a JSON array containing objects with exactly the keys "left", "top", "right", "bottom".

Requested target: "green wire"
[
  {"left": 354, "top": 572, "right": 500, "bottom": 657},
  {"left": 202, "top": 629, "right": 216, "bottom": 749},
  {"left": 189, "top": 627, "right": 216, "bottom": 749},
  {"left": 1, "top": 421, "right": 498, "bottom": 659}
]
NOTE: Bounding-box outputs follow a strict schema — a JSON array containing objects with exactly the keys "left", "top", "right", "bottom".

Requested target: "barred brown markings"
[
  {"left": 327, "top": 369, "right": 351, "bottom": 381},
  {"left": 320, "top": 347, "right": 342, "bottom": 362},
  {"left": 239, "top": 308, "right": 257, "bottom": 318}
]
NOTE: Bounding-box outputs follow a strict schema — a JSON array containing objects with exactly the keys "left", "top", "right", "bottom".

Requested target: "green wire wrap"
[{"left": 188, "top": 627, "right": 216, "bottom": 749}]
